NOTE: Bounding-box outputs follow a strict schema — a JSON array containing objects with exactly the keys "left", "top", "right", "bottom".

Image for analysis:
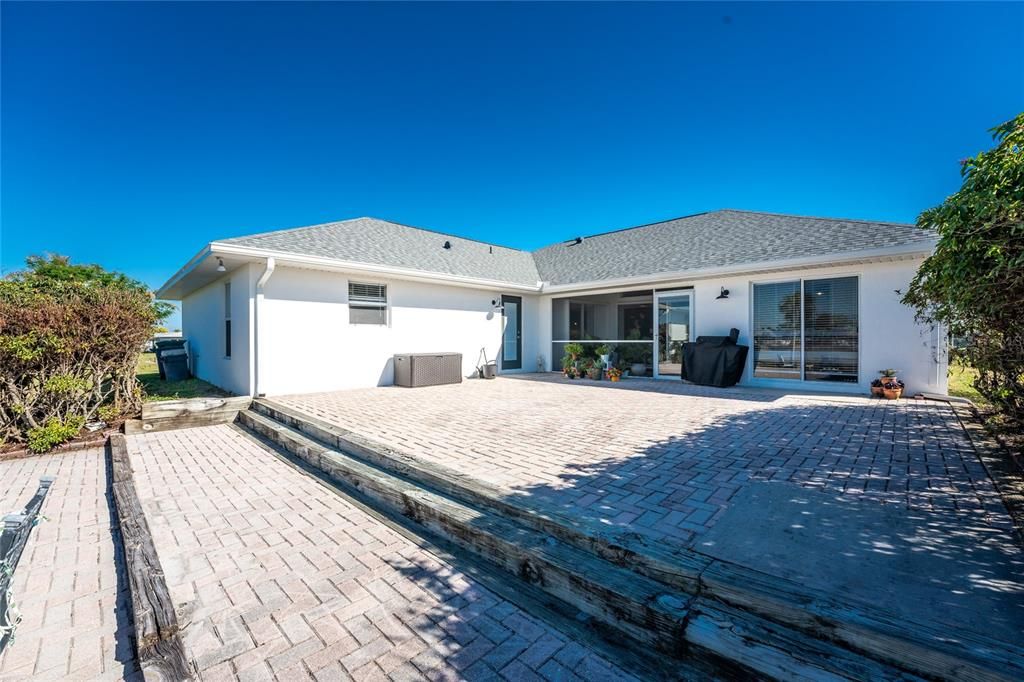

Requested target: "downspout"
[{"left": 253, "top": 257, "right": 276, "bottom": 397}]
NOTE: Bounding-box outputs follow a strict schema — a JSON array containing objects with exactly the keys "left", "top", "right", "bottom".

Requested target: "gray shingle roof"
[
  {"left": 216, "top": 210, "right": 935, "bottom": 289},
  {"left": 219, "top": 217, "right": 541, "bottom": 286},
  {"left": 532, "top": 210, "right": 935, "bottom": 286}
]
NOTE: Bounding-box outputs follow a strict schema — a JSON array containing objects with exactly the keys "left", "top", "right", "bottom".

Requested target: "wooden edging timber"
[
  {"left": 949, "top": 403, "right": 1024, "bottom": 543},
  {"left": 108, "top": 434, "right": 193, "bottom": 681},
  {"left": 124, "top": 396, "right": 252, "bottom": 435}
]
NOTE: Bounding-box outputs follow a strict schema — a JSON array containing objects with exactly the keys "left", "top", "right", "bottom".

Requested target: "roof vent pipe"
[
  {"left": 443, "top": 240, "right": 452, "bottom": 249},
  {"left": 572, "top": 237, "right": 583, "bottom": 245}
]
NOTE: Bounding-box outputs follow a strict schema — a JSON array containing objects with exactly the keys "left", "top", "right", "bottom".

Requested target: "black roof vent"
[
  {"left": 572, "top": 236, "right": 583, "bottom": 245},
  {"left": 443, "top": 240, "right": 452, "bottom": 249}
]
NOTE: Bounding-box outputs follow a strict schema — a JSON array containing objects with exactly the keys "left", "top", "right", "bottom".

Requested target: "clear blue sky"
[{"left": 2, "top": 1, "right": 1022, "bottom": 328}]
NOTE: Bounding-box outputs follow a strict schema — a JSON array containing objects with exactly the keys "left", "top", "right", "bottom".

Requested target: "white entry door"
[{"left": 654, "top": 290, "right": 693, "bottom": 378}]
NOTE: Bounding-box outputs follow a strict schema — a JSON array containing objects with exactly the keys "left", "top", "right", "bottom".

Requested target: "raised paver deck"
[
  {"left": 273, "top": 374, "right": 1024, "bottom": 648},
  {"left": 0, "top": 448, "right": 138, "bottom": 681},
  {"left": 276, "top": 375, "right": 1015, "bottom": 546},
  {"left": 126, "top": 424, "right": 636, "bottom": 681}
]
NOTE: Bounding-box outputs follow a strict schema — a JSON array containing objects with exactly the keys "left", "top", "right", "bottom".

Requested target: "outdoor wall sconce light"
[
  {"left": 715, "top": 287, "right": 730, "bottom": 300},
  {"left": 216, "top": 257, "right": 226, "bottom": 272},
  {"left": 491, "top": 298, "right": 504, "bottom": 311}
]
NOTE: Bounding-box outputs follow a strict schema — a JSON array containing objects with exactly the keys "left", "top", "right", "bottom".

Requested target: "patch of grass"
[
  {"left": 948, "top": 362, "right": 989, "bottom": 406},
  {"left": 137, "top": 352, "right": 230, "bottom": 402}
]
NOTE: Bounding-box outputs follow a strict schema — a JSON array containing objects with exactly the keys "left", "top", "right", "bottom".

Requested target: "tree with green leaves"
[
  {"left": 0, "top": 255, "right": 168, "bottom": 450},
  {"left": 9, "top": 254, "right": 175, "bottom": 321},
  {"left": 902, "top": 113, "right": 1024, "bottom": 424}
]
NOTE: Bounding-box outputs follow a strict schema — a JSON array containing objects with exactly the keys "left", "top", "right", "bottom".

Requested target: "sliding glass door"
[
  {"left": 654, "top": 291, "right": 693, "bottom": 378},
  {"left": 752, "top": 276, "right": 859, "bottom": 383}
]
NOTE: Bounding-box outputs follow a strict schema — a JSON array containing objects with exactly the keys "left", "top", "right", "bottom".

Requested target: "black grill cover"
[{"left": 680, "top": 328, "right": 749, "bottom": 387}]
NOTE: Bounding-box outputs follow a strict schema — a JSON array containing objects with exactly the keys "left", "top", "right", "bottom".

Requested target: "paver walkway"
[
  {"left": 277, "top": 375, "right": 1015, "bottom": 548},
  {"left": 127, "top": 424, "right": 635, "bottom": 681},
  {"left": 0, "top": 448, "right": 138, "bottom": 681}
]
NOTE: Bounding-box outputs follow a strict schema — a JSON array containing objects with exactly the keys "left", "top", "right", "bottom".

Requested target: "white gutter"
[
  {"left": 210, "top": 243, "right": 541, "bottom": 293},
  {"left": 253, "top": 257, "right": 276, "bottom": 397}
]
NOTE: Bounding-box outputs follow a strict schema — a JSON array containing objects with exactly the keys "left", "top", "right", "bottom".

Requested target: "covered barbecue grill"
[{"left": 680, "top": 328, "right": 749, "bottom": 388}]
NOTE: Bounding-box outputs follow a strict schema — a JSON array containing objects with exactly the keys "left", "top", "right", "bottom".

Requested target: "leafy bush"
[
  {"left": 27, "top": 417, "right": 86, "bottom": 454},
  {"left": 0, "top": 255, "right": 163, "bottom": 449},
  {"left": 903, "top": 113, "right": 1024, "bottom": 425}
]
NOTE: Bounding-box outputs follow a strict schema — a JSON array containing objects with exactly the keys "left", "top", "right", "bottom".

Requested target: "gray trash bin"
[
  {"left": 161, "top": 349, "right": 191, "bottom": 381},
  {"left": 155, "top": 338, "right": 187, "bottom": 380}
]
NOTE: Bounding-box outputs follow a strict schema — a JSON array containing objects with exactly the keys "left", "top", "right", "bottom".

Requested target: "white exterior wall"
[
  {"left": 539, "top": 258, "right": 947, "bottom": 396},
  {"left": 180, "top": 264, "right": 256, "bottom": 396},
  {"left": 257, "top": 266, "right": 540, "bottom": 395}
]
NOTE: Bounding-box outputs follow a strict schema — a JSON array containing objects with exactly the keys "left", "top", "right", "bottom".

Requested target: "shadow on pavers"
[{"left": 695, "top": 480, "right": 1024, "bottom": 645}]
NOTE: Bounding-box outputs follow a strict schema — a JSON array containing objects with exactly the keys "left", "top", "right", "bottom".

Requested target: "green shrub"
[
  {"left": 27, "top": 416, "right": 85, "bottom": 453},
  {"left": 97, "top": 404, "right": 119, "bottom": 422},
  {"left": 903, "top": 113, "right": 1024, "bottom": 426},
  {"left": 1, "top": 254, "right": 166, "bottom": 449}
]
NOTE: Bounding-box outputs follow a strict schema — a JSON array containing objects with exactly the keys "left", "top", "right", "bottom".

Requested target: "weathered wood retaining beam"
[
  {"left": 249, "top": 398, "right": 1024, "bottom": 682},
  {"left": 239, "top": 408, "right": 920, "bottom": 681},
  {"left": 124, "top": 396, "right": 252, "bottom": 435},
  {"left": 108, "top": 434, "right": 192, "bottom": 681}
]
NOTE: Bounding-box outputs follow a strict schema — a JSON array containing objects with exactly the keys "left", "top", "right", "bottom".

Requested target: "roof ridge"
[
  {"left": 717, "top": 208, "right": 918, "bottom": 229},
  {"left": 216, "top": 217, "right": 366, "bottom": 244},
  {"left": 532, "top": 210, "right": 717, "bottom": 250},
  {"left": 218, "top": 216, "right": 529, "bottom": 253}
]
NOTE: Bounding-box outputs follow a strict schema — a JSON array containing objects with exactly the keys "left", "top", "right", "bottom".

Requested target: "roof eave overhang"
[
  {"left": 539, "top": 241, "right": 936, "bottom": 296},
  {"left": 157, "top": 242, "right": 542, "bottom": 300}
]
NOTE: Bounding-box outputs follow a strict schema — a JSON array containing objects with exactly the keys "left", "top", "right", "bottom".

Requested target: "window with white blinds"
[
  {"left": 752, "top": 276, "right": 858, "bottom": 383},
  {"left": 752, "top": 281, "right": 802, "bottom": 380},
  {"left": 804, "top": 276, "right": 858, "bottom": 383},
  {"left": 349, "top": 282, "right": 387, "bottom": 325}
]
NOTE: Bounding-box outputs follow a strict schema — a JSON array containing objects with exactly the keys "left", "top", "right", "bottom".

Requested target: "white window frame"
[
  {"left": 748, "top": 273, "right": 861, "bottom": 385},
  {"left": 348, "top": 281, "right": 389, "bottom": 326}
]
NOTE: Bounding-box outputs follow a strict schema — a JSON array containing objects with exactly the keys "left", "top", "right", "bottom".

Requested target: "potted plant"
[
  {"left": 882, "top": 379, "right": 905, "bottom": 400},
  {"left": 595, "top": 344, "right": 611, "bottom": 369},
  {"left": 879, "top": 368, "right": 899, "bottom": 383},
  {"left": 561, "top": 343, "right": 585, "bottom": 378},
  {"left": 582, "top": 358, "right": 601, "bottom": 380},
  {"left": 606, "top": 367, "right": 623, "bottom": 382},
  {"left": 870, "top": 378, "right": 884, "bottom": 397}
]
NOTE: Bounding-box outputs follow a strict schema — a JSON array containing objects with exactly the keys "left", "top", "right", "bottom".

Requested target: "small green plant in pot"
[{"left": 561, "top": 343, "right": 585, "bottom": 378}]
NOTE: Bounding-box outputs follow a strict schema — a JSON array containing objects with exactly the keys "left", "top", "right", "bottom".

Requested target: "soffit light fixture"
[{"left": 216, "top": 258, "right": 226, "bottom": 272}]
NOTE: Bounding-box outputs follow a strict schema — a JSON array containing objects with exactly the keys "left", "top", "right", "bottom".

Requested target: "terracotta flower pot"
[
  {"left": 871, "top": 386, "right": 884, "bottom": 397},
  {"left": 882, "top": 387, "right": 903, "bottom": 400}
]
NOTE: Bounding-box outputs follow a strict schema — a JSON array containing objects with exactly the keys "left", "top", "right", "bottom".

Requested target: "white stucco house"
[{"left": 156, "top": 209, "right": 946, "bottom": 397}]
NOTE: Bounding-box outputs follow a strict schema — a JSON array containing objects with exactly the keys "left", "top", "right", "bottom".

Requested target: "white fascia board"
[
  {"left": 540, "top": 242, "right": 935, "bottom": 296},
  {"left": 155, "top": 244, "right": 212, "bottom": 299},
  {"left": 209, "top": 242, "right": 541, "bottom": 293}
]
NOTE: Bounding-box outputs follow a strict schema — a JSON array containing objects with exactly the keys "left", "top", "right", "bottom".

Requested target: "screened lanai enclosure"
[{"left": 551, "top": 289, "right": 693, "bottom": 378}]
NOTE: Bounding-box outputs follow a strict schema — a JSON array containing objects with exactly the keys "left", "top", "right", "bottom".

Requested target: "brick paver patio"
[
  {"left": 0, "top": 448, "right": 138, "bottom": 681},
  {"left": 127, "top": 424, "right": 635, "bottom": 681},
  {"left": 276, "top": 375, "right": 1015, "bottom": 549}
]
